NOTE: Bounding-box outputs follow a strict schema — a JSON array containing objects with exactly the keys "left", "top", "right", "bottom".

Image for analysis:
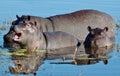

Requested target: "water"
[{"left": 0, "top": 0, "right": 120, "bottom": 76}]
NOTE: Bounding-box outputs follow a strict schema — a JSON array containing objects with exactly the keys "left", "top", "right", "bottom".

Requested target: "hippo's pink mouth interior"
[{"left": 13, "top": 33, "right": 22, "bottom": 41}]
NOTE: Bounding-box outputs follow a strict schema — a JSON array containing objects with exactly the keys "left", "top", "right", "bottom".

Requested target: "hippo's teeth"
[
  {"left": 13, "top": 35, "right": 19, "bottom": 41},
  {"left": 13, "top": 35, "right": 20, "bottom": 41}
]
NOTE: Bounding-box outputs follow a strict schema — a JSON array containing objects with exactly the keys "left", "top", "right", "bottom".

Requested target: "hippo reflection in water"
[
  {"left": 84, "top": 26, "right": 114, "bottom": 48},
  {"left": 9, "top": 45, "right": 113, "bottom": 75},
  {"left": 12, "top": 21, "right": 80, "bottom": 59},
  {"left": 4, "top": 9, "right": 115, "bottom": 49},
  {"left": 9, "top": 52, "right": 44, "bottom": 75},
  {"left": 50, "top": 46, "right": 113, "bottom": 65}
]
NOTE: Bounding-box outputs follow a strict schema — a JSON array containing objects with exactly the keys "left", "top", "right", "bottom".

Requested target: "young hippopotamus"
[
  {"left": 84, "top": 26, "right": 113, "bottom": 48},
  {"left": 12, "top": 22, "right": 80, "bottom": 59}
]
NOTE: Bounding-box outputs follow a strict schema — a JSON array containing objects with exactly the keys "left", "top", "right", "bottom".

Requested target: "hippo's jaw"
[
  {"left": 3, "top": 32, "right": 22, "bottom": 49},
  {"left": 4, "top": 31, "right": 15, "bottom": 43},
  {"left": 13, "top": 33, "right": 22, "bottom": 42}
]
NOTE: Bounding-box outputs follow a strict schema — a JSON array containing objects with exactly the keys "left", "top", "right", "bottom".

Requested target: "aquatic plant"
[
  {"left": 0, "top": 25, "right": 7, "bottom": 30},
  {"left": 0, "top": 18, "right": 12, "bottom": 30},
  {"left": 0, "top": 48, "right": 46, "bottom": 57}
]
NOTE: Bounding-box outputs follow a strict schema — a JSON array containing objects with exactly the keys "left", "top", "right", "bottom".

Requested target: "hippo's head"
[
  {"left": 12, "top": 21, "right": 40, "bottom": 50},
  {"left": 3, "top": 15, "right": 33, "bottom": 49},
  {"left": 84, "top": 26, "right": 113, "bottom": 48}
]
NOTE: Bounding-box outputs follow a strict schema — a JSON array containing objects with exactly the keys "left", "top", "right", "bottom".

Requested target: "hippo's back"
[
  {"left": 44, "top": 31, "right": 79, "bottom": 49},
  {"left": 49, "top": 9, "right": 115, "bottom": 41}
]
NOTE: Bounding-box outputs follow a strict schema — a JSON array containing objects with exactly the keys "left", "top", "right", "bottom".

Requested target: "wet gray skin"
[{"left": 4, "top": 9, "right": 115, "bottom": 49}]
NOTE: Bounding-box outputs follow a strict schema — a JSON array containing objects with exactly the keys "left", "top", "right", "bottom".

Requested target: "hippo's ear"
[
  {"left": 28, "top": 15, "right": 31, "bottom": 21},
  {"left": 16, "top": 15, "right": 20, "bottom": 19},
  {"left": 34, "top": 21, "right": 37, "bottom": 26},
  {"left": 87, "top": 26, "right": 91, "bottom": 32},
  {"left": 34, "top": 21, "right": 38, "bottom": 30},
  {"left": 104, "top": 27, "right": 108, "bottom": 32}
]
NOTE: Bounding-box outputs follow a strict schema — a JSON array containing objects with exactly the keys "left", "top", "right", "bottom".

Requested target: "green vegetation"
[
  {"left": 0, "top": 25, "right": 7, "bottom": 30},
  {"left": 0, "top": 18, "right": 12, "bottom": 30},
  {"left": 0, "top": 48, "right": 46, "bottom": 57}
]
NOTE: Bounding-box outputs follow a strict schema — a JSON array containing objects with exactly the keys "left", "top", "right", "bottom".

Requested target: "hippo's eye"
[
  {"left": 26, "top": 24, "right": 31, "bottom": 27},
  {"left": 99, "top": 32, "right": 102, "bottom": 35},
  {"left": 23, "top": 21, "right": 25, "bottom": 23}
]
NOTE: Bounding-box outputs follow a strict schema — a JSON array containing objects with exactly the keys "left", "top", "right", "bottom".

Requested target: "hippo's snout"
[
  {"left": 3, "top": 31, "right": 22, "bottom": 49},
  {"left": 4, "top": 32, "right": 14, "bottom": 43},
  {"left": 3, "top": 22, "right": 26, "bottom": 49},
  {"left": 4, "top": 34, "right": 11, "bottom": 43}
]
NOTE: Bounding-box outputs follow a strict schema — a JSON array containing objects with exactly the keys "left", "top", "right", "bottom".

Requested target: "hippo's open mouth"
[{"left": 13, "top": 33, "right": 22, "bottom": 41}]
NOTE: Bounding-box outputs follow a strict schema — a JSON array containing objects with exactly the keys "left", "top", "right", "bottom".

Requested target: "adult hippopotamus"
[
  {"left": 84, "top": 26, "right": 113, "bottom": 48},
  {"left": 12, "top": 22, "right": 80, "bottom": 59},
  {"left": 4, "top": 9, "right": 115, "bottom": 48}
]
